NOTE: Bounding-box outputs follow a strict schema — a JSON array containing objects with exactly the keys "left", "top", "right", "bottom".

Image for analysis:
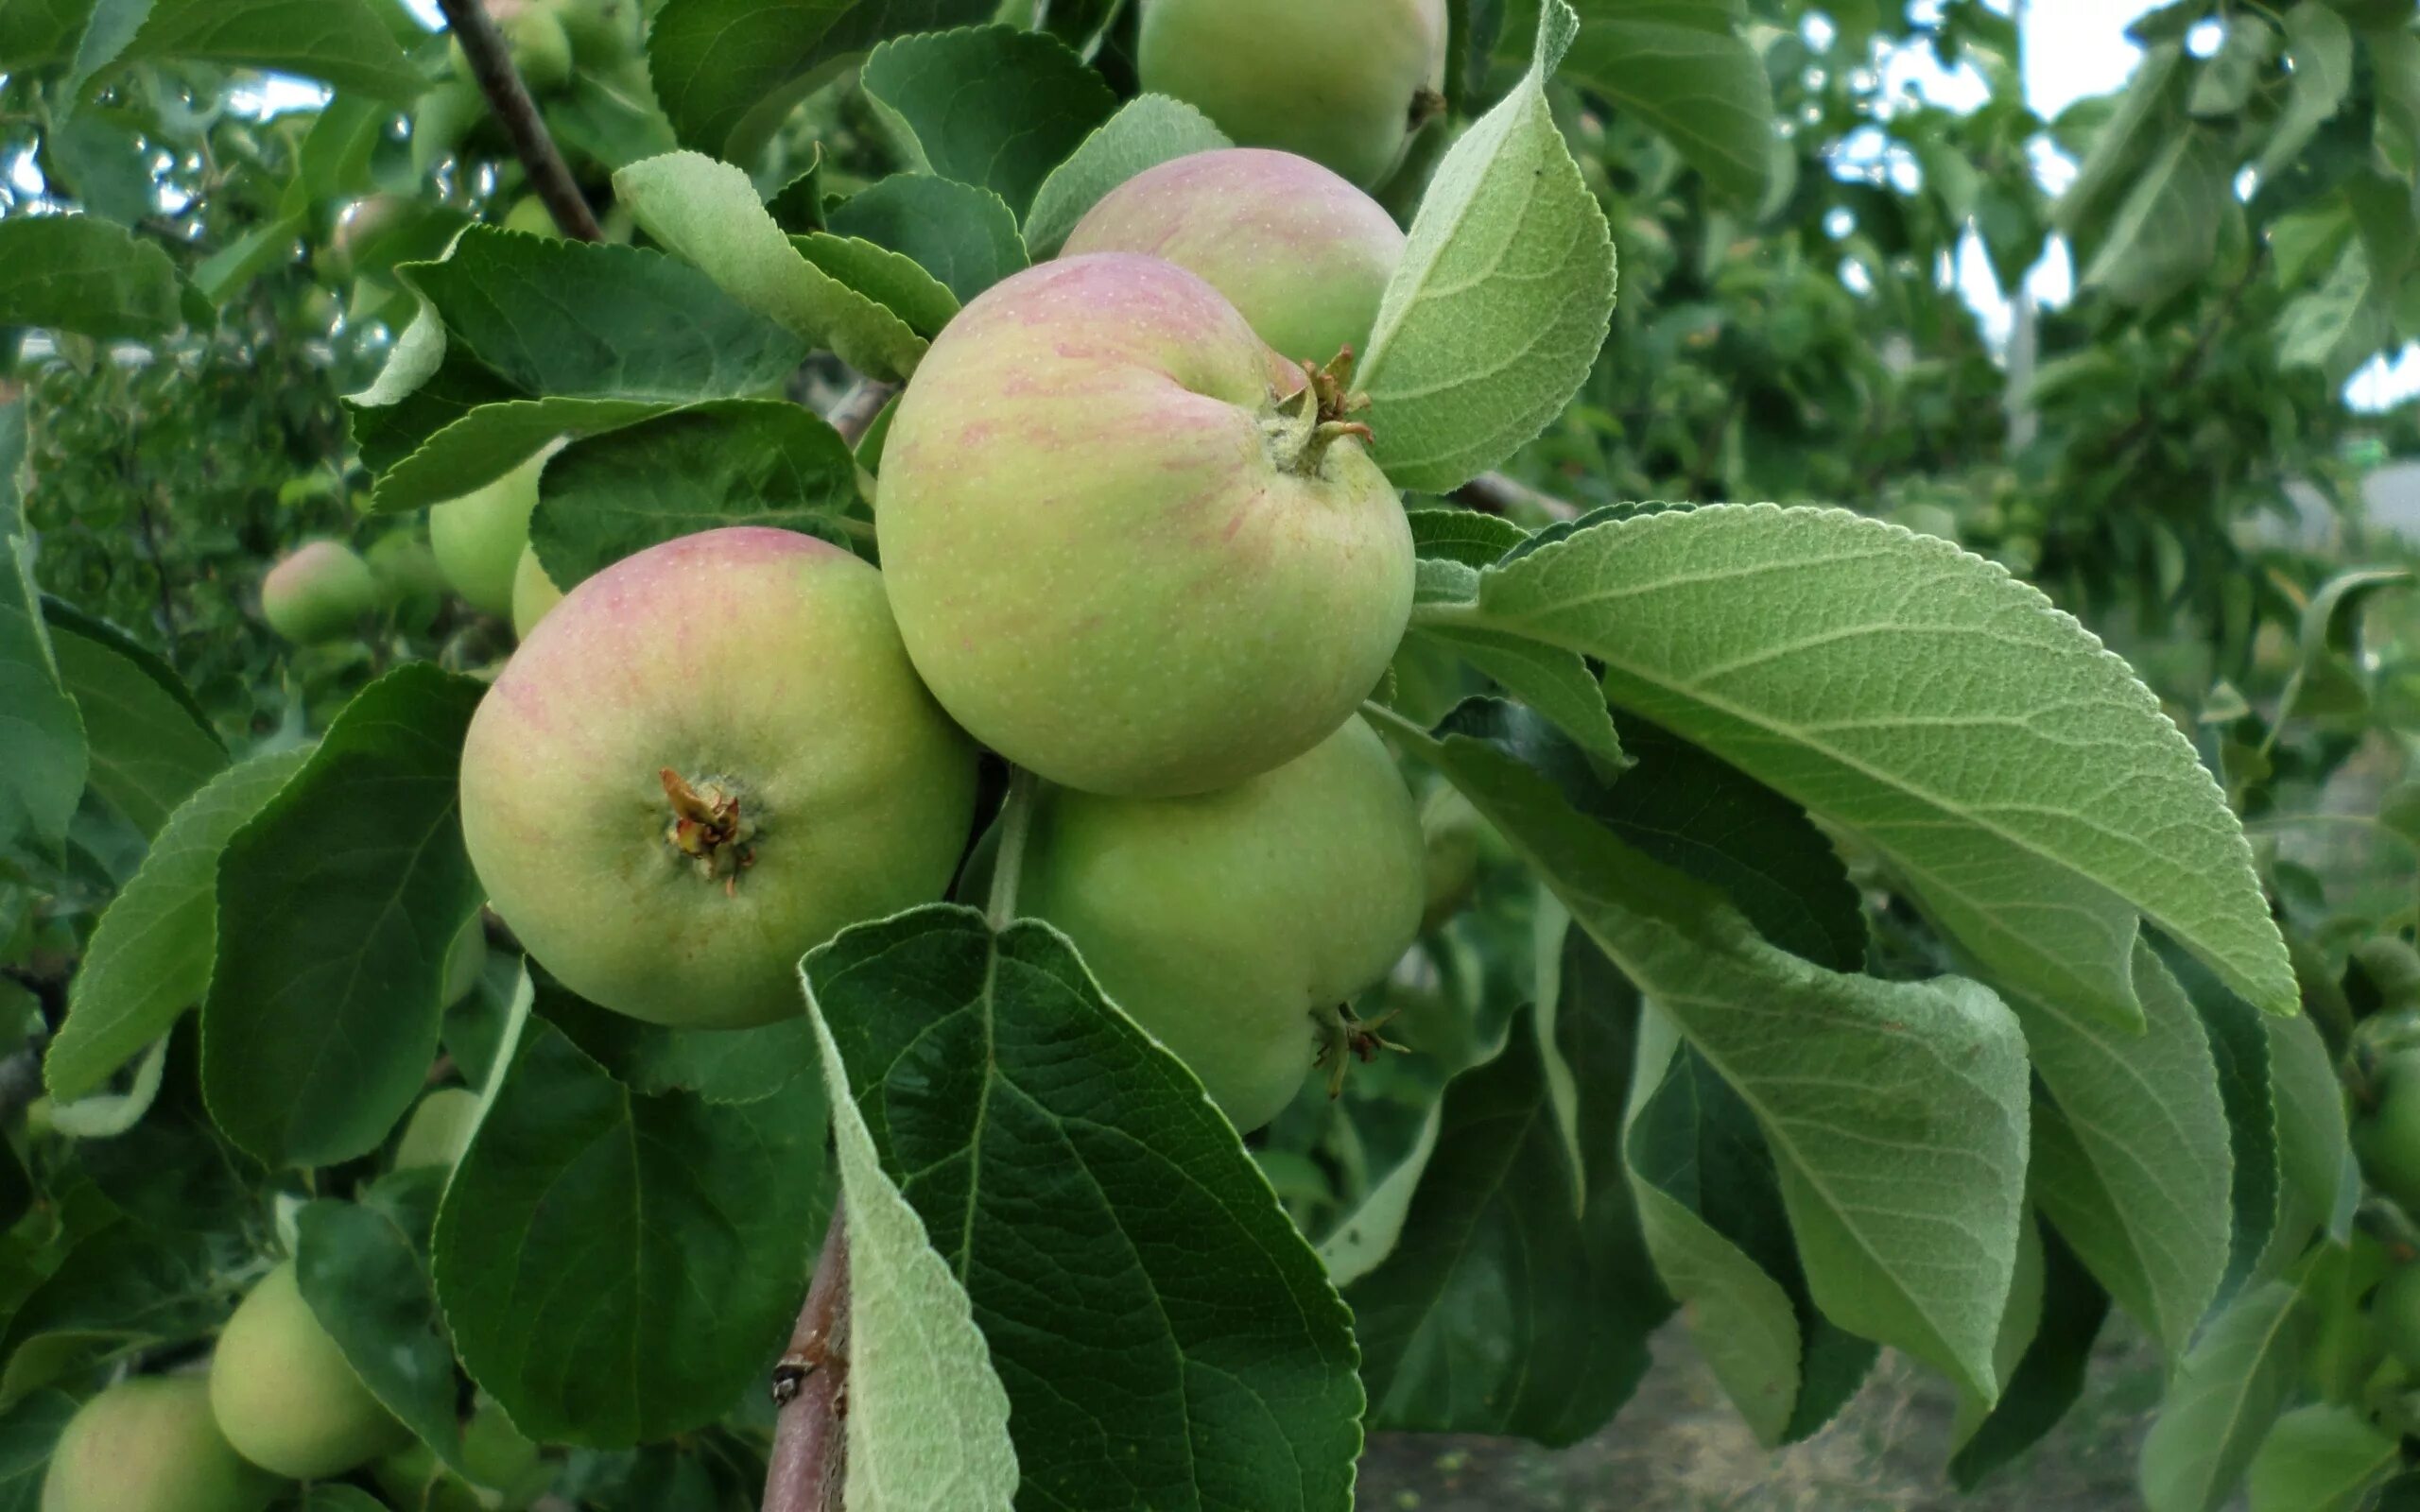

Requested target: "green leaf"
[
  {"left": 791, "top": 232, "right": 959, "bottom": 337},
  {"left": 645, "top": 0, "right": 1000, "bottom": 158},
  {"left": 1381, "top": 701, "right": 2031, "bottom": 1400},
  {"left": 432, "top": 1017, "right": 829, "bottom": 1447},
  {"left": 2057, "top": 42, "right": 2187, "bottom": 244},
  {"left": 0, "top": 215, "right": 182, "bottom": 340},
  {"left": 1360, "top": 0, "right": 1617, "bottom": 493},
  {"left": 46, "top": 750, "right": 306, "bottom": 1102},
  {"left": 613, "top": 151, "right": 925, "bottom": 380},
  {"left": 2276, "top": 242, "right": 2391, "bottom": 384},
  {"left": 42, "top": 603, "right": 223, "bottom": 836},
  {"left": 534, "top": 969, "right": 817, "bottom": 1104},
  {"left": 121, "top": 0, "right": 424, "bottom": 97},
  {"left": 2169, "top": 945, "right": 2281, "bottom": 1306},
  {"left": 0, "top": 403, "right": 85, "bottom": 858},
  {"left": 200, "top": 666, "right": 486, "bottom": 1168},
  {"left": 1348, "top": 1001, "right": 1664, "bottom": 1445},
  {"left": 827, "top": 175, "right": 1029, "bottom": 306},
  {"left": 1562, "top": 0, "right": 1778, "bottom": 204},
  {"left": 545, "top": 68, "right": 681, "bottom": 172},
  {"left": 295, "top": 1179, "right": 475, "bottom": 1478},
  {"left": 2246, "top": 1403, "right": 2400, "bottom": 1512},
  {"left": 2016, "top": 942, "right": 2231, "bottom": 1356},
  {"left": 804, "top": 904, "right": 1363, "bottom": 1512},
  {"left": 806, "top": 977, "right": 1017, "bottom": 1510},
  {"left": 2138, "top": 1282, "right": 2314, "bottom": 1512},
  {"left": 2079, "top": 127, "right": 2236, "bottom": 307},
  {"left": 1408, "top": 506, "right": 1533, "bottom": 569},
  {"left": 1409, "top": 612, "right": 1626, "bottom": 765},
  {"left": 2257, "top": 6, "right": 2354, "bottom": 183},
  {"left": 189, "top": 213, "right": 305, "bottom": 308},
  {"left": 0, "top": 1218, "right": 226, "bottom": 1399},
  {"left": 1438, "top": 505, "right": 2295, "bottom": 1022},
  {"left": 529, "top": 399, "right": 859, "bottom": 590},
  {"left": 859, "top": 26, "right": 1115, "bottom": 216},
  {"left": 0, "top": 1390, "right": 78, "bottom": 1512},
  {"left": 2187, "top": 13, "right": 2275, "bottom": 116},
  {"left": 2269, "top": 1013, "right": 2352, "bottom": 1243},
  {"left": 404, "top": 228, "right": 812, "bottom": 406},
  {"left": 43, "top": 108, "right": 157, "bottom": 225},
  {"left": 1948, "top": 1222, "right": 2111, "bottom": 1490},
  {"left": 1021, "top": 94, "right": 1232, "bottom": 259},
  {"left": 300, "top": 1488, "right": 391, "bottom": 1512},
  {"left": 369, "top": 398, "right": 667, "bottom": 515}
]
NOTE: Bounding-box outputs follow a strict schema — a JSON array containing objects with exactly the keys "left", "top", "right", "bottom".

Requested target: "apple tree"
[{"left": 2, "top": 0, "right": 2418, "bottom": 1508}]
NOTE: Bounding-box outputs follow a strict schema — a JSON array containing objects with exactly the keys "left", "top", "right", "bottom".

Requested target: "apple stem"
[
  {"left": 764, "top": 1207, "right": 851, "bottom": 1512},
  {"left": 987, "top": 767, "right": 1041, "bottom": 929}
]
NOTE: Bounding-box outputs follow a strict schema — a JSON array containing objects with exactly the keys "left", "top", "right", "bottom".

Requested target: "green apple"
[
  {"left": 393, "top": 1086, "right": 481, "bottom": 1172},
  {"left": 367, "top": 531, "right": 451, "bottom": 610},
  {"left": 501, "top": 194, "right": 561, "bottom": 239},
  {"left": 2377, "top": 1263, "right": 2420, "bottom": 1374},
  {"left": 511, "top": 544, "right": 563, "bottom": 639},
  {"left": 209, "top": 1261, "right": 409, "bottom": 1479},
  {"left": 431, "top": 451, "right": 549, "bottom": 617},
  {"left": 372, "top": 1399, "right": 547, "bottom": 1512},
  {"left": 879, "top": 253, "right": 1412, "bottom": 798},
  {"left": 1062, "top": 148, "right": 1405, "bottom": 366},
  {"left": 323, "top": 193, "right": 413, "bottom": 283},
  {"left": 1137, "top": 0, "right": 1449, "bottom": 188},
  {"left": 449, "top": 1, "right": 573, "bottom": 94},
  {"left": 42, "top": 1377, "right": 279, "bottom": 1512},
  {"left": 2357, "top": 1056, "right": 2420, "bottom": 1213},
  {"left": 260, "top": 541, "right": 379, "bottom": 645},
  {"left": 459, "top": 527, "right": 979, "bottom": 1028},
  {"left": 546, "top": 0, "right": 641, "bottom": 65},
  {"left": 1011, "top": 716, "right": 1423, "bottom": 1131}
]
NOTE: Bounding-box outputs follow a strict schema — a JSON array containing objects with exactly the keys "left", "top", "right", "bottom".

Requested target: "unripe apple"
[
  {"left": 510, "top": 544, "right": 563, "bottom": 638},
  {"left": 2357, "top": 1056, "right": 2420, "bottom": 1213},
  {"left": 393, "top": 1086, "right": 481, "bottom": 1172},
  {"left": 2377, "top": 1264, "right": 2420, "bottom": 1374},
  {"left": 323, "top": 193, "right": 413, "bottom": 283},
  {"left": 367, "top": 531, "right": 451, "bottom": 610},
  {"left": 260, "top": 541, "right": 380, "bottom": 645},
  {"left": 431, "top": 451, "right": 548, "bottom": 617},
  {"left": 546, "top": 0, "right": 641, "bottom": 65},
  {"left": 209, "top": 1261, "right": 409, "bottom": 1479},
  {"left": 42, "top": 1377, "right": 279, "bottom": 1512},
  {"left": 459, "top": 527, "right": 979, "bottom": 1028},
  {"left": 449, "top": 1, "right": 574, "bottom": 94},
  {"left": 1011, "top": 716, "right": 1423, "bottom": 1131},
  {"left": 372, "top": 1399, "right": 546, "bottom": 1512},
  {"left": 1137, "top": 0, "right": 1449, "bottom": 189},
  {"left": 501, "top": 194, "right": 561, "bottom": 239},
  {"left": 879, "top": 253, "right": 1413, "bottom": 798},
  {"left": 1062, "top": 148, "right": 1404, "bottom": 366}
]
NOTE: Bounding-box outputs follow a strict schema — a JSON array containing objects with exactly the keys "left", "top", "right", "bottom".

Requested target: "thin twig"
[
  {"left": 1453, "top": 471, "right": 1581, "bottom": 522},
  {"left": 431, "top": 0, "right": 603, "bottom": 242},
  {"left": 764, "top": 1208, "right": 851, "bottom": 1512}
]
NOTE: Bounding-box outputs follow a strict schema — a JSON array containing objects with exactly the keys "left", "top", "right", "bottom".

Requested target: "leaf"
[
  {"left": 791, "top": 231, "right": 959, "bottom": 337},
  {"left": 2256, "top": 6, "right": 2355, "bottom": 184},
  {"left": 2015, "top": 941, "right": 2231, "bottom": 1356},
  {"left": 532, "top": 969, "right": 817, "bottom": 1105},
  {"left": 1947, "top": 1221, "right": 2111, "bottom": 1490},
  {"left": 2057, "top": 42, "right": 2187, "bottom": 244},
  {"left": 200, "top": 666, "right": 485, "bottom": 1168},
  {"left": 295, "top": 1179, "right": 474, "bottom": 1478},
  {"left": 0, "top": 1218, "right": 226, "bottom": 1399},
  {"left": 806, "top": 981, "right": 1018, "bottom": 1511},
  {"left": 0, "top": 215, "right": 181, "bottom": 340},
  {"left": 859, "top": 26, "right": 1115, "bottom": 216},
  {"left": 1380, "top": 701, "right": 2031, "bottom": 1400},
  {"left": 403, "top": 229, "right": 812, "bottom": 406},
  {"left": 2268, "top": 1013, "right": 2352, "bottom": 1243},
  {"left": 0, "top": 403, "right": 84, "bottom": 858},
  {"left": 301, "top": 1488, "right": 392, "bottom": 1512},
  {"left": 827, "top": 175, "right": 1029, "bottom": 306},
  {"left": 2246, "top": 1403, "right": 2399, "bottom": 1512},
  {"left": 1359, "top": 0, "right": 1616, "bottom": 493},
  {"left": 1408, "top": 506, "right": 1532, "bottom": 569},
  {"left": 369, "top": 398, "right": 667, "bottom": 515},
  {"left": 432, "top": 1017, "right": 828, "bottom": 1447},
  {"left": 42, "top": 602, "right": 223, "bottom": 836},
  {"left": 613, "top": 151, "right": 925, "bottom": 380},
  {"left": 645, "top": 0, "right": 1000, "bottom": 158},
  {"left": 189, "top": 213, "right": 305, "bottom": 308},
  {"left": 529, "top": 399, "right": 859, "bottom": 590},
  {"left": 1348, "top": 1002, "right": 1664, "bottom": 1446},
  {"left": 2168, "top": 945, "right": 2281, "bottom": 1307},
  {"left": 122, "top": 0, "right": 424, "bottom": 97},
  {"left": 2079, "top": 127, "right": 2236, "bottom": 307},
  {"left": 2187, "top": 13, "right": 2274, "bottom": 116},
  {"left": 1021, "top": 93, "right": 1232, "bottom": 258},
  {"left": 1409, "top": 618, "right": 1626, "bottom": 766},
  {"left": 1562, "top": 0, "right": 1778, "bottom": 204},
  {"left": 804, "top": 904, "right": 1363, "bottom": 1512},
  {"left": 59, "top": 0, "right": 153, "bottom": 103},
  {"left": 1441, "top": 505, "right": 2294, "bottom": 1022},
  {"left": 0, "top": 1390, "right": 78, "bottom": 1512},
  {"left": 2138, "top": 1282, "right": 2314, "bottom": 1512}
]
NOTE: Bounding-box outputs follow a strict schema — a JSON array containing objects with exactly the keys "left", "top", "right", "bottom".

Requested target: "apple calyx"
[
  {"left": 660, "top": 767, "right": 758, "bottom": 894},
  {"left": 1263, "top": 347, "right": 1374, "bottom": 477},
  {"left": 1314, "top": 1001, "right": 1406, "bottom": 1099},
  {"left": 1409, "top": 86, "right": 1447, "bottom": 132}
]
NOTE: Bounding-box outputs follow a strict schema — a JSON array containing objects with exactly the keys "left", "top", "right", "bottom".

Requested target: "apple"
[
  {"left": 209, "top": 1261, "right": 410, "bottom": 1479},
  {"left": 878, "top": 253, "right": 1413, "bottom": 797},
  {"left": 1062, "top": 148, "right": 1405, "bottom": 367},
  {"left": 449, "top": 1, "right": 573, "bottom": 94},
  {"left": 458, "top": 527, "right": 979, "bottom": 1028},
  {"left": 510, "top": 544, "right": 563, "bottom": 638},
  {"left": 1009, "top": 716, "right": 1424, "bottom": 1131},
  {"left": 366, "top": 531, "right": 451, "bottom": 610},
  {"left": 431, "top": 450, "right": 549, "bottom": 618},
  {"left": 322, "top": 194, "right": 413, "bottom": 283},
  {"left": 372, "top": 1399, "right": 547, "bottom": 1512},
  {"left": 2377, "top": 1264, "right": 2420, "bottom": 1374},
  {"left": 42, "top": 1377, "right": 279, "bottom": 1512},
  {"left": 1137, "top": 0, "right": 1449, "bottom": 189},
  {"left": 260, "top": 541, "right": 379, "bottom": 645},
  {"left": 501, "top": 194, "right": 561, "bottom": 239},
  {"left": 393, "top": 1086, "right": 481, "bottom": 1172},
  {"left": 2357, "top": 1055, "right": 2420, "bottom": 1213},
  {"left": 546, "top": 0, "right": 641, "bottom": 65}
]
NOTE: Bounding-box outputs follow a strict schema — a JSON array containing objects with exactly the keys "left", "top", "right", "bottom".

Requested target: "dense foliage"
[{"left": 3, "top": 0, "right": 2420, "bottom": 1507}]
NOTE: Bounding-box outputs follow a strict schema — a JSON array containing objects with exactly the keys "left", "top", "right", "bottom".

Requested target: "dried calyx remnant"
[
  {"left": 1264, "top": 347, "right": 1375, "bottom": 477},
  {"left": 1314, "top": 1001, "right": 1405, "bottom": 1098},
  {"left": 661, "top": 767, "right": 757, "bottom": 891}
]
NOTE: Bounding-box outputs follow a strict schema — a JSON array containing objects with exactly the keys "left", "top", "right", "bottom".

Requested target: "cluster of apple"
[{"left": 456, "top": 0, "right": 1454, "bottom": 1133}]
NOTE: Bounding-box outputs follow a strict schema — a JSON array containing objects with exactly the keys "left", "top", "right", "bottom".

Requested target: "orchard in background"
[{"left": 3, "top": 0, "right": 2420, "bottom": 1509}]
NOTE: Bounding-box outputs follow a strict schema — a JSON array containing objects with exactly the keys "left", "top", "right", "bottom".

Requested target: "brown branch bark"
[
  {"left": 1453, "top": 471, "right": 1582, "bottom": 522},
  {"left": 430, "top": 0, "right": 604, "bottom": 242},
  {"left": 827, "top": 380, "right": 899, "bottom": 449},
  {"left": 764, "top": 1207, "right": 851, "bottom": 1512}
]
